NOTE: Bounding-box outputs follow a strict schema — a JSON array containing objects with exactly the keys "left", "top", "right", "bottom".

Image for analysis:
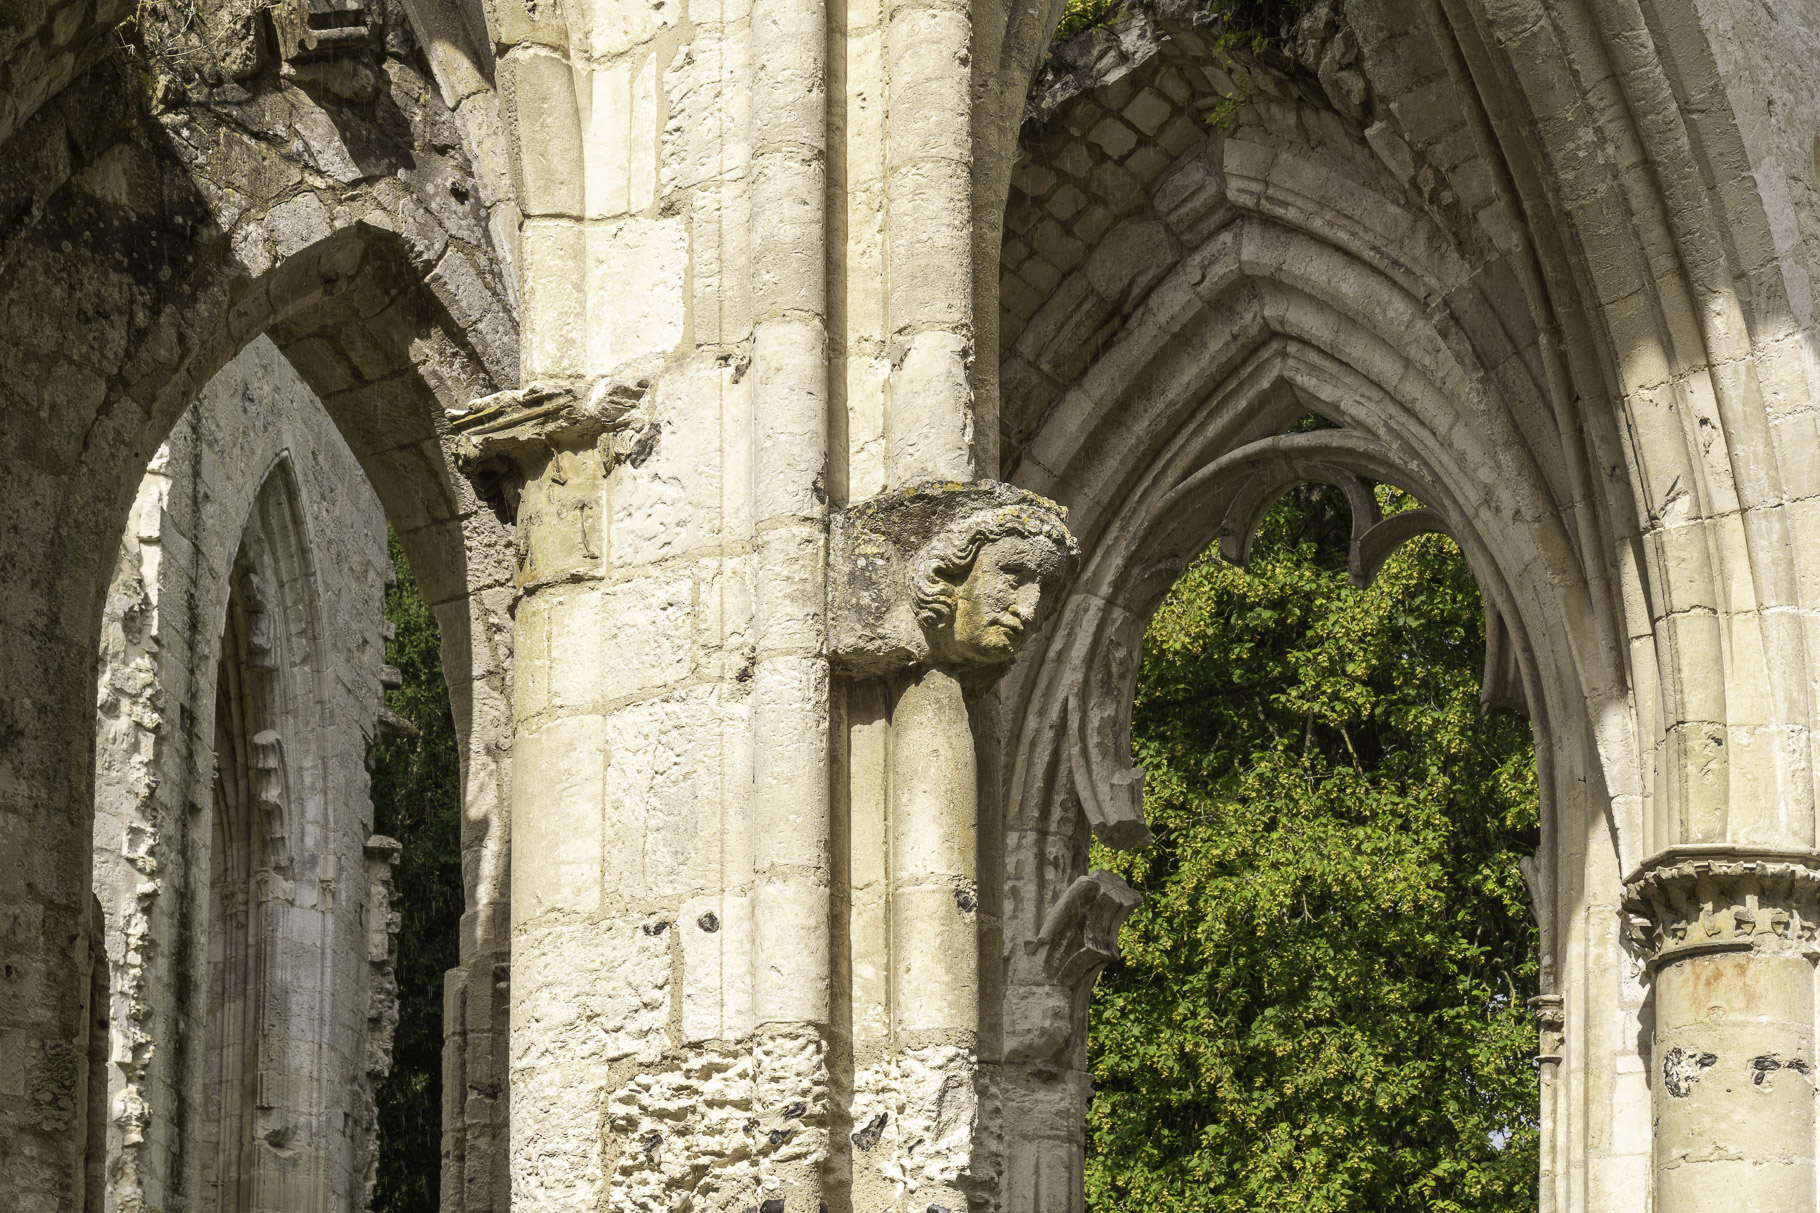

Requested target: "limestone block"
[
  {"left": 512, "top": 917, "right": 672, "bottom": 1074},
  {"left": 510, "top": 714, "right": 607, "bottom": 919},
  {"left": 519, "top": 218, "right": 589, "bottom": 378},
  {"left": 751, "top": 316, "right": 830, "bottom": 514},
  {"left": 499, "top": 46, "right": 584, "bottom": 218},
  {"left": 883, "top": 8, "right": 970, "bottom": 165},
  {"left": 751, "top": 657, "right": 833, "bottom": 868},
  {"left": 686, "top": 182, "right": 754, "bottom": 347},
  {"left": 754, "top": 526, "right": 827, "bottom": 654},
  {"left": 268, "top": 191, "right": 333, "bottom": 258},
  {"left": 601, "top": 686, "right": 740, "bottom": 903},
  {"left": 885, "top": 157, "right": 974, "bottom": 330},
  {"left": 685, "top": 0, "right": 753, "bottom": 29},
  {"left": 584, "top": 217, "right": 689, "bottom": 376},
  {"left": 751, "top": 872, "right": 833, "bottom": 1024},
  {"left": 679, "top": 890, "right": 755, "bottom": 1043},
  {"left": 689, "top": 553, "right": 755, "bottom": 681},
  {"left": 610, "top": 356, "right": 748, "bottom": 567},
  {"left": 661, "top": 30, "right": 752, "bottom": 199},
  {"left": 751, "top": 150, "right": 830, "bottom": 317},
  {"left": 581, "top": 54, "right": 659, "bottom": 220},
  {"left": 576, "top": 0, "right": 679, "bottom": 61}
]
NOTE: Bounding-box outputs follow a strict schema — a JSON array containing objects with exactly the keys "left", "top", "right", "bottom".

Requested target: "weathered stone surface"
[
  {"left": 7, "top": 0, "right": 1820, "bottom": 1209},
  {"left": 828, "top": 480, "right": 1079, "bottom": 675},
  {"left": 90, "top": 338, "right": 394, "bottom": 1213}
]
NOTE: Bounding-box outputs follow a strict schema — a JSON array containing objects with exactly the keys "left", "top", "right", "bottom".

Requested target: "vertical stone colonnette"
[{"left": 830, "top": 481, "right": 1079, "bottom": 1210}]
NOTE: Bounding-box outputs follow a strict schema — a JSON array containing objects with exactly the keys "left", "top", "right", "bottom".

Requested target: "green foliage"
[
  {"left": 1053, "top": 0, "right": 1124, "bottom": 42},
  {"left": 371, "top": 533, "right": 465, "bottom": 1213},
  {"left": 1053, "top": 0, "right": 1308, "bottom": 56},
  {"left": 1084, "top": 484, "right": 1541, "bottom": 1213},
  {"left": 1046, "top": 0, "right": 1309, "bottom": 132}
]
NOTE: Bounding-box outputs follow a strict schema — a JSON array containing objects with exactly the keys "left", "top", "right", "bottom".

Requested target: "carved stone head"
[{"left": 913, "top": 504, "right": 1080, "bottom": 666}]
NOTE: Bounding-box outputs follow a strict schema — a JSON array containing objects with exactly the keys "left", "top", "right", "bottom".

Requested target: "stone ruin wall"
[
  {"left": 7, "top": 0, "right": 1820, "bottom": 1210},
  {"left": 91, "top": 336, "right": 397, "bottom": 1213}
]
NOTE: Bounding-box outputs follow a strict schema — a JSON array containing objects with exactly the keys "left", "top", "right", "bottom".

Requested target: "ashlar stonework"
[{"left": 4, "top": 0, "right": 1820, "bottom": 1210}]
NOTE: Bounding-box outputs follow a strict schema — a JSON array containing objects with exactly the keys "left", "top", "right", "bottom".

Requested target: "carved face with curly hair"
[{"left": 912, "top": 505, "right": 1079, "bottom": 665}]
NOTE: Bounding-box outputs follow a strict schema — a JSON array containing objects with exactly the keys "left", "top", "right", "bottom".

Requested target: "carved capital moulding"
[
  {"left": 449, "top": 379, "right": 649, "bottom": 589},
  {"left": 1621, "top": 846, "right": 1820, "bottom": 971},
  {"left": 1528, "top": 994, "right": 1564, "bottom": 1064},
  {"left": 828, "top": 480, "right": 1081, "bottom": 679}
]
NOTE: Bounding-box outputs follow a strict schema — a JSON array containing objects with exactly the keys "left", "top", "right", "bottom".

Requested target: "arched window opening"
[
  {"left": 89, "top": 337, "right": 402, "bottom": 1213},
  {"left": 369, "top": 531, "right": 465, "bottom": 1213},
  {"left": 1082, "top": 479, "right": 1542, "bottom": 1212}
]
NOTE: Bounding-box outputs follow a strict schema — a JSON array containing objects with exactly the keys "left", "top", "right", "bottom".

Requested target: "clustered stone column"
[{"left": 1623, "top": 848, "right": 1820, "bottom": 1210}]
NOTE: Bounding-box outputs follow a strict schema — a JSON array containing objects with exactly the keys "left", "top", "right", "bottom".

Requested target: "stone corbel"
[
  {"left": 1034, "top": 870, "right": 1144, "bottom": 989},
  {"left": 1622, "top": 846, "right": 1820, "bottom": 971},
  {"left": 271, "top": 0, "right": 385, "bottom": 99},
  {"left": 1064, "top": 684, "right": 1151, "bottom": 850},
  {"left": 827, "top": 480, "right": 1080, "bottom": 680},
  {"left": 242, "top": 570, "right": 276, "bottom": 668},
  {"left": 449, "top": 378, "right": 648, "bottom": 589},
  {"left": 1007, "top": 871, "right": 1142, "bottom": 1071},
  {"left": 251, "top": 729, "right": 290, "bottom": 871}
]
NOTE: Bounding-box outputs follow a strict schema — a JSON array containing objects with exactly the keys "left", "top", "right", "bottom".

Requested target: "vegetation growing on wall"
[
  {"left": 1053, "top": 0, "right": 1310, "bottom": 55},
  {"left": 1084, "top": 485, "right": 1541, "bottom": 1213},
  {"left": 372, "top": 533, "right": 464, "bottom": 1213}
]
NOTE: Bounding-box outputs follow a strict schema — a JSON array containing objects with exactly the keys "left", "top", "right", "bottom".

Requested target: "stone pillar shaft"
[
  {"left": 1625, "top": 849, "right": 1820, "bottom": 1212},
  {"left": 1529, "top": 994, "right": 1564, "bottom": 1213},
  {"left": 888, "top": 669, "right": 979, "bottom": 1039},
  {"left": 749, "top": 1, "right": 837, "bottom": 1204},
  {"left": 1654, "top": 951, "right": 1813, "bottom": 1209},
  {"left": 453, "top": 384, "right": 631, "bottom": 1213}
]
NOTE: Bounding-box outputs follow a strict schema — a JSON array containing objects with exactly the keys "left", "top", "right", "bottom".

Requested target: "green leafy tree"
[
  {"left": 1084, "top": 485, "right": 1540, "bottom": 1213},
  {"left": 371, "top": 533, "right": 465, "bottom": 1213}
]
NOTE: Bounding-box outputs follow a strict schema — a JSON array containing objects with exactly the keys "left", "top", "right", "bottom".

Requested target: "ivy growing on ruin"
[
  {"left": 371, "top": 533, "right": 465, "bottom": 1213},
  {"left": 1085, "top": 487, "right": 1541, "bottom": 1212}
]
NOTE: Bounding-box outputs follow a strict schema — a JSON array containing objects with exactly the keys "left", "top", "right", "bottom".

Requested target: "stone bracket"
[
  {"left": 1064, "top": 686, "right": 1151, "bottom": 850},
  {"left": 450, "top": 379, "right": 649, "bottom": 588},
  {"left": 1529, "top": 993, "right": 1564, "bottom": 1064},
  {"left": 450, "top": 379, "right": 646, "bottom": 506},
  {"left": 1033, "top": 870, "right": 1143, "bottom": 989},
  {"left": 1006, "top": 871, "right": 1142, "bottom": 1069},
  {"left": 827, "top": 479, "right": 1076, "bottom": 676},
  {"left": 272, "top": 0, "right": 379, "bottom": 62},
  {"left": 271, "top": 0, "right": 386, "bottom": 99}
]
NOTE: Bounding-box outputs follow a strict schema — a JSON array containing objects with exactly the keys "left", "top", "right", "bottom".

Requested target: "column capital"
[
  {"left": 448, "top": 379, "right": 648, "bottom": 589},
  {"left": 1528, "top": 993, "right": 1564, "bottom": 1064},
  {"left": 450, "top": 379, "right": 646, "bottom": 506},
  {"left": 827, "top": 480, "right": 1080, "bottom": 680},
  {"left": 1621, "top": 846, "right": 1820, "bottom": 970}
]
